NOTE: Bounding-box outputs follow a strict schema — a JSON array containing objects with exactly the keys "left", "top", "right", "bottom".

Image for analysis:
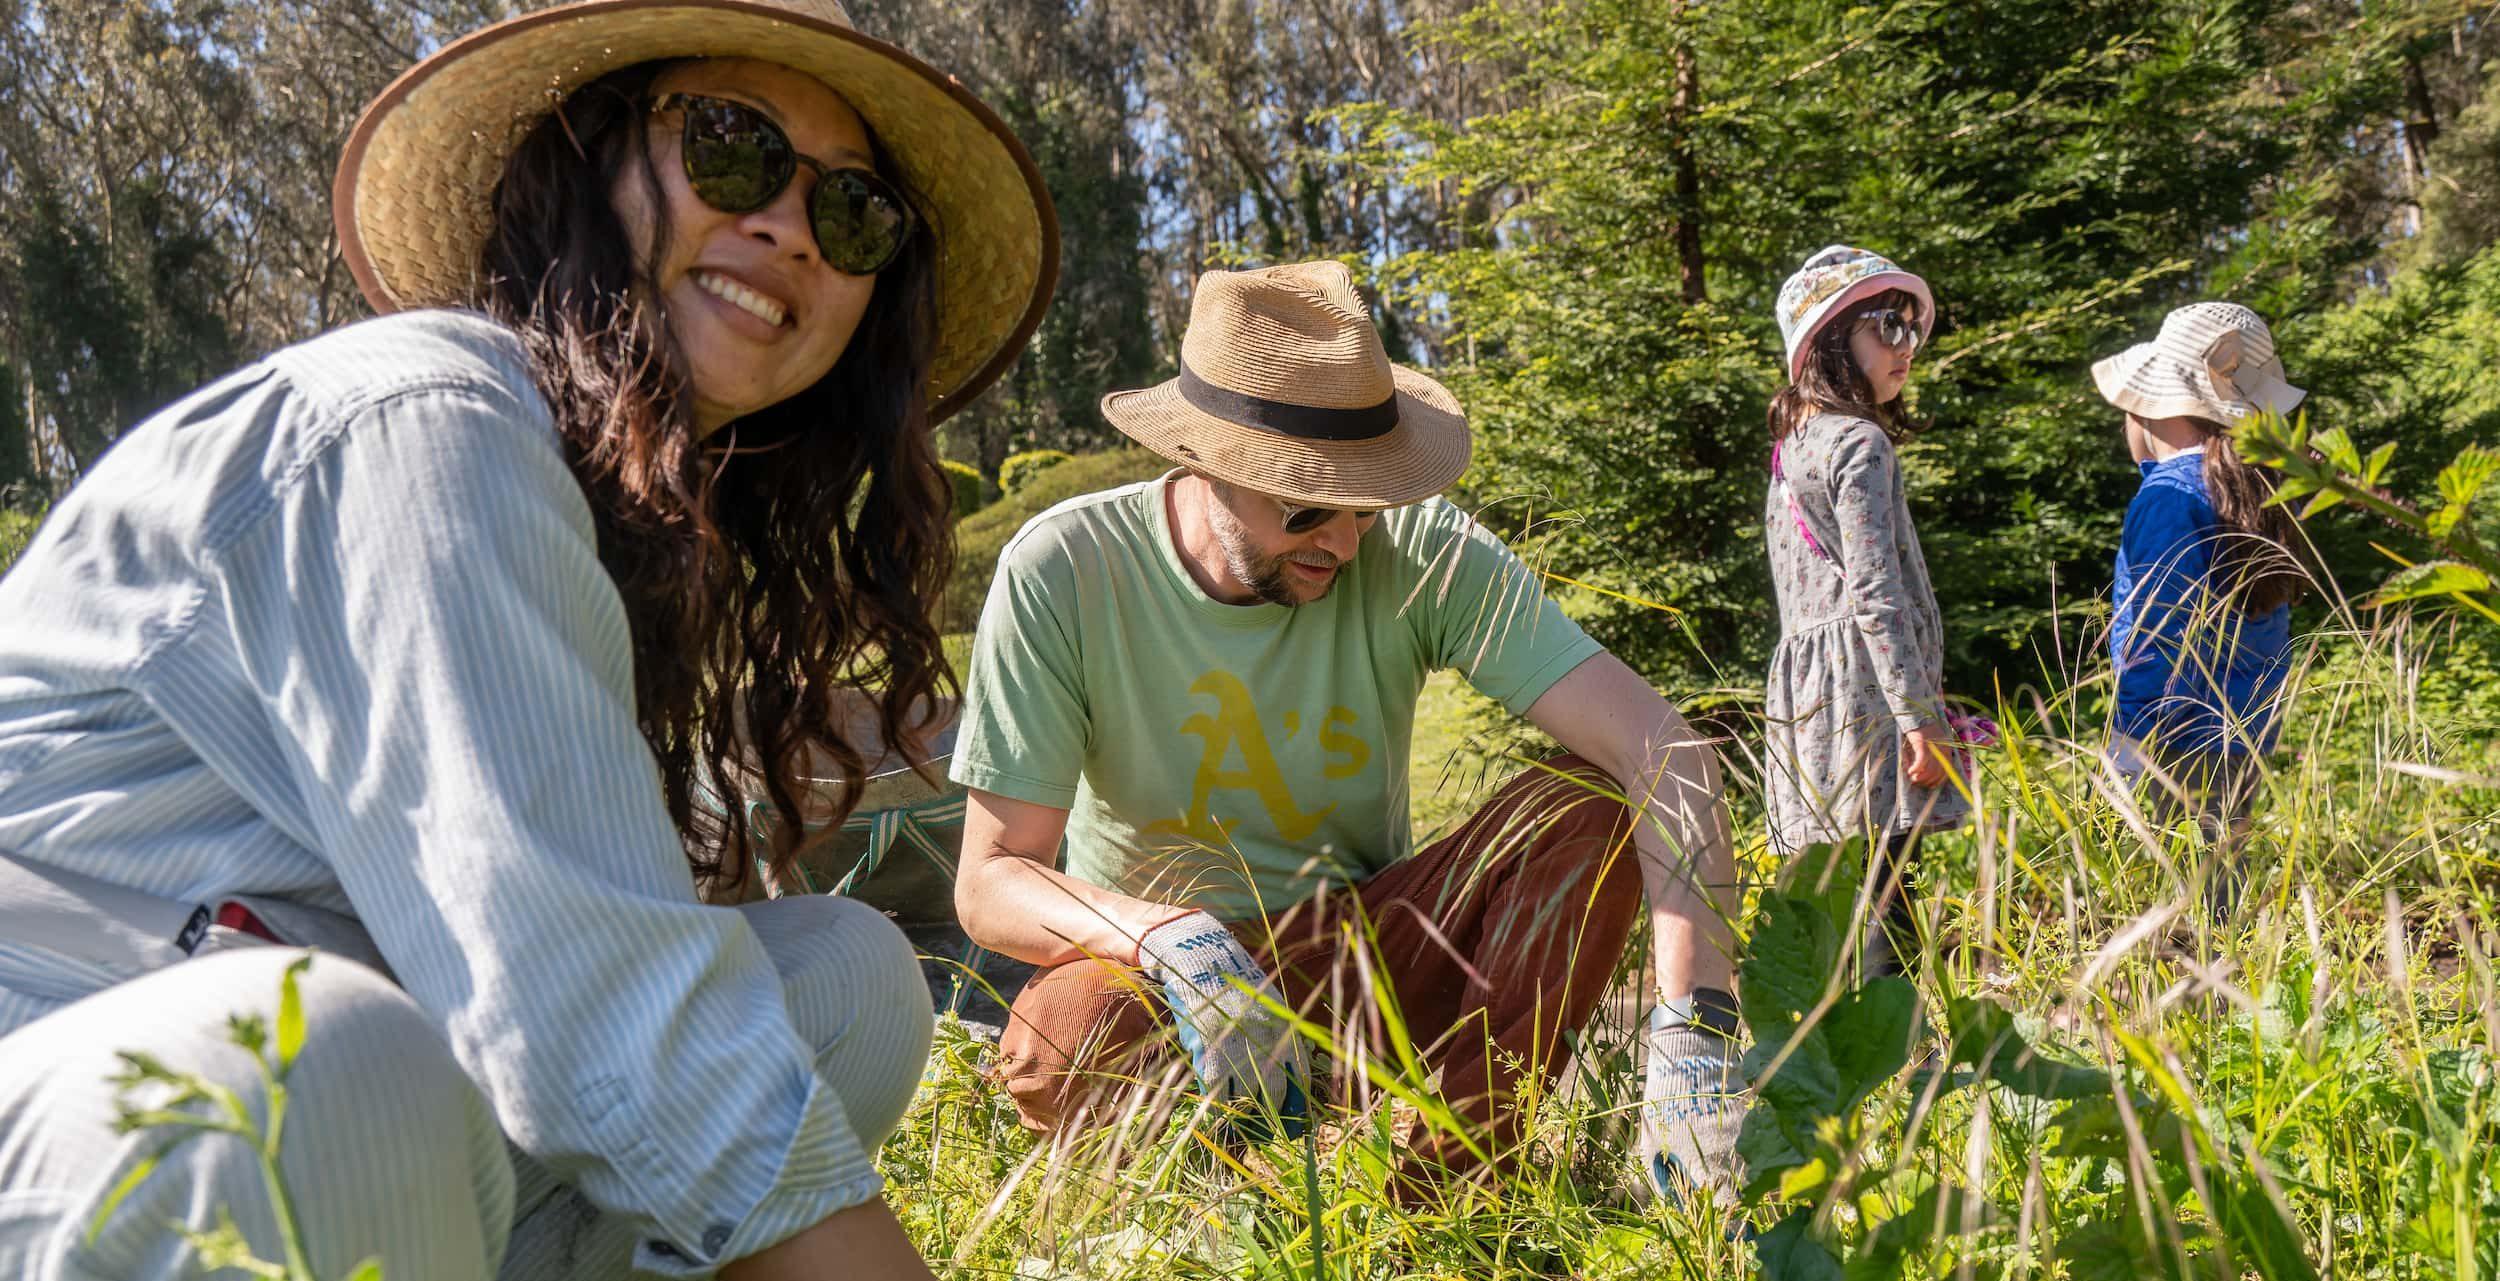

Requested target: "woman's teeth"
[{"left": 694, "top": 271, "right": 787, "bottom": 327}]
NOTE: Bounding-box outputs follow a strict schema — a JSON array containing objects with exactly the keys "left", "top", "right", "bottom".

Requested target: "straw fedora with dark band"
[
  {"left": 1103, "top": 261, "right": 1470, "bottom": 509},
  {"left": 333, "top": 0, "right": 1058, "bottom": 423}
]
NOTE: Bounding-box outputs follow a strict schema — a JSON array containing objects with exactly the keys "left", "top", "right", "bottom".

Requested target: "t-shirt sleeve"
[
  {"left": 1402, "top": 503, "right": 1603, "bottom": 714},
  {"left": 948, "top": 525, "right": 1092, "bottom": 809}
]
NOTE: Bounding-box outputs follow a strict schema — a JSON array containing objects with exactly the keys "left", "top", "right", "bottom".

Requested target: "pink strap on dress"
[{"left": 1771, "top": 440, "right": 1835, "bottom": 566}]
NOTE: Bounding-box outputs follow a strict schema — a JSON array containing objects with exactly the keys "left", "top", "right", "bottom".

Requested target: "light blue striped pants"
[{"left": 0, "top": 896, "right": 932, "bottom": 1280}]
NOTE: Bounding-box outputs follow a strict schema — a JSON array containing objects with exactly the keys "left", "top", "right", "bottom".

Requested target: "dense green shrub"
[
  {"left": 0, "top": 507, "right": 41, "bottom": 574},
  {"left": 998, "top": 449, "right": 1075, "bottom": 496},
  {"left": 938, "top": 459, "right": 989, "bottom": 520},
  {"left": 941, "top": 448, "right": 1169, "bottom": 630}
]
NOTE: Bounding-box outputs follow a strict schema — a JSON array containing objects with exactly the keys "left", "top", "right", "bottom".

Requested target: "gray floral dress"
[{"left": 1763, "top": 412, "right": 1969, "bottom": 850}]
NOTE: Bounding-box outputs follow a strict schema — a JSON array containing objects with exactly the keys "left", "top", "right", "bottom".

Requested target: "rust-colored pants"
[{"left": 990, "top": 755, "right": 1642, "bottom": 1185}]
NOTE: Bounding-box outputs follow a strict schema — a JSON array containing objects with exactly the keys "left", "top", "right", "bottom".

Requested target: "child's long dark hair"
[
  {"left": 1768, "top": 289, "right": 1923, "bottom": 442},
  {"left": 2188, "top": 418, "right": 2308, "bottom": 615}
]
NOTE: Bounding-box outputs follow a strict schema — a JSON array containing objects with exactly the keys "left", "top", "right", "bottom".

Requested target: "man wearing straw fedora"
[{"left": 950, "top": 260, "right": 1750, "bottom": 1205}]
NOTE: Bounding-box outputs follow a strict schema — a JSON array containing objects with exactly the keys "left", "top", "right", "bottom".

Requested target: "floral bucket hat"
[{"left": 1774, "top": 244, "right": 1935, "bottom": 381}]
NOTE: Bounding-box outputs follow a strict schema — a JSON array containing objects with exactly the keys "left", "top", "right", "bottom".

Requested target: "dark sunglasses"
[
  {"left": 1274, "top": 498, "right": 1381, "bottom": 535},
  {"left": 1856, "top": 308, "right": 1923, "bottom": 354},
  {"left": 650, "top": 93, "right": 915, "bottom": 277}
]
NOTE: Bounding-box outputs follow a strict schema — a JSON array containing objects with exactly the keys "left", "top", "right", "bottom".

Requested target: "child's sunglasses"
[
  {"left": 650, "top": 93, "right": 915, "bottom": 277},
  {"left": 1857, "top": 308, "right": 1923, "bottom": 354}
]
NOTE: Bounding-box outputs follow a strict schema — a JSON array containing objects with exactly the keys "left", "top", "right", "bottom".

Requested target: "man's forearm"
[
  {"left": 957, "top": 849, "right": 1188, "bottom": 969},
  {"left": 1629, "top": 740, "right": 1740, "bottom": 998}
]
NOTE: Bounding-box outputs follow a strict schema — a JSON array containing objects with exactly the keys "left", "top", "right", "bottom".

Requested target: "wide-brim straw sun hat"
[
  {"left": 1102, "top": 261, "right": 1469, "bottom": 509},
  {"left": 332, "top": 0, "right": 1057, "bottom": 423},
  {"left": 2092, "top": 301, "right": 2305, "bottom": 424},
  {"left": 1775, "top": 244, "right": 1936, "bottom": 382}
]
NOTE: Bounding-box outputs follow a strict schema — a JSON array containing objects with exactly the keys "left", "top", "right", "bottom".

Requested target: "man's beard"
[{"left": 1209, "top": 501, "right": 1342, "bottom": 607}]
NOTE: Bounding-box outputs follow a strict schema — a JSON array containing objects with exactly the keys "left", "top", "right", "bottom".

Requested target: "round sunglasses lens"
[
  {"left": 1284, "top": 506, "right": 1335, "bottom": 534},
  {"left": 681, "top": 100, "right": 790, "bottom": 212},
  {"left": 1882, "top": 314, "right": 1917, "bottom": 350},
  {"left": 812, "top": 170, "right": 910, "bottom": 274}
]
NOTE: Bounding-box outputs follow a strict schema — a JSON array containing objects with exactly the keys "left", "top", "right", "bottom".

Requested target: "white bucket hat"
[
  {"left": 1774, "top": 244, "right": 1935, "bottom": 381},
  {"left": 2091, "top": 302, "right": 2304, "bottom": 424}
]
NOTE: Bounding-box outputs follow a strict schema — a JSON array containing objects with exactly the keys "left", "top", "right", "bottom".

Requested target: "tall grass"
[{"left": 879, "top": 588, "right": 2499, "bottom": 1278}]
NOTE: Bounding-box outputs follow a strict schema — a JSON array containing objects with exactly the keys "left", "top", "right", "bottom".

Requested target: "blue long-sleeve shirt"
[
  {"left": 0, "top": 310, "right": 879, "bottom": 1274},
  {"left": 2109, "top": 451, "right": 2292, "bottom": 756}
]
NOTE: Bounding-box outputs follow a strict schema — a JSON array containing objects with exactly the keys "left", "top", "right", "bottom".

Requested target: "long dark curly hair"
[
  {"left": 478, "top": 60, "right": 954, "bottom": 896},
  {"left": 1768, "top": 289, "right": 1924, "bottom": 442}
]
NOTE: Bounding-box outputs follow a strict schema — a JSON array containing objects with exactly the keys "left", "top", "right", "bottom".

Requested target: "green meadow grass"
[{"left": 888, "top": 604, "right": 2500, "bottom": 1279}]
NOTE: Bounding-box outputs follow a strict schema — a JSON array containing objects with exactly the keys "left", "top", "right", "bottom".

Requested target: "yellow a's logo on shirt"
[{"left": 1144, "top": 669, "right": 1370, "bottom": 846}]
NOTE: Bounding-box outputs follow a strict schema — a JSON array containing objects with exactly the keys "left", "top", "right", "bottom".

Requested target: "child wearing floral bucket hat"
[
  {"left": 1762, "top": 245, "right": 1982, "bottom": 981},
  {"left": 2094, "top": 303, "right": 2308, "bottom": 913},
  {"left": 0, "top": 1, "right": 1056, "bottom": 1276}
]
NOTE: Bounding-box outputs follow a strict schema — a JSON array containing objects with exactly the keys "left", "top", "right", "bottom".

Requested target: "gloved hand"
[
  {"left": 1136, "top": 911, "right": 1309, "bottom": 1139},
  {"left": 1639, "top": 1005, "right": 1749, "bottom": 1210}
]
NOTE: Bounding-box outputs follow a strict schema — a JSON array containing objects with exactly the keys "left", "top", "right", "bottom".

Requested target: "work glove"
[
  {"left": 1137, "top": 911, "right": 1309, "bottom": 1140},
  {"left": 1639, "top": 1004, "right": 1749, "bottom": 1211}
]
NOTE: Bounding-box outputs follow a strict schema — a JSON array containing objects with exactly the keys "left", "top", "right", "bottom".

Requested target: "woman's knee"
[
  {"left": 736, "top": 896, "right": 934, "bottom": 1149},
  {"left": 1, "top": 949, "right": 511, "bottom": 1281}
]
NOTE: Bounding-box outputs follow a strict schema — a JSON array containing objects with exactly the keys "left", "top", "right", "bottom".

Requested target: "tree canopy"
[{"left": 4, "top": 0, "right": 2495, "bottom": 698}]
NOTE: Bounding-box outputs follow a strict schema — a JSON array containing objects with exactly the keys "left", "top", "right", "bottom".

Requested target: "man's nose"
[{"left": 1309, "top": 512, "right": 1365, "bottom": 559}]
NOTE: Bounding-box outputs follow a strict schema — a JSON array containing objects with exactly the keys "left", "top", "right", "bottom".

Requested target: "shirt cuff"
[{"left": 629, "top": 1073, "right": 885, "bottom": 1276}]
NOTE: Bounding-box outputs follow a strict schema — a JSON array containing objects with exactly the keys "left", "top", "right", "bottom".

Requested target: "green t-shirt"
[{"left": 950, "top": 472, "right": 1602, "bottom": 921}]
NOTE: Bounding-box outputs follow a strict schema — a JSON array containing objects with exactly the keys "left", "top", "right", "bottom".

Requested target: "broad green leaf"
[
  {"left": 2221, "top": 1180, "right": 2319, "bottom": 1281},
  {"left": 344, "top": 1260, "right": 387, "bottom": 1281},
  {"left": 2047, "top": 1096, "right": 2130, "bottom": 1159},
  {"left": 1756, "top": 1208, "right": 1845, "bottom": 1281},
  {"left": 1777, "top": 1155, "right": 1832, "bottom": 1201},
  {"left": 2427, "top": 502, "right": 2467, "bottom": 539},
  {"left": 1736, "top": 1107, "right": 1812, "bottom": 1201},
  {"left": 1746, "top": 1029, "right": 1844, "bottom": 1139},
  {"left": 2059, "top": 1217, "right": 2177, "bottom": 1281},
  {"left": 2298, "top": 489, "right": 2346, "bottom": 520},
  {"left": 1944, "top": 997, "right": 2109, "bottom": 1100},
  {"left": 1849, "top": 1183, "right": 1979, "bottom": 1280},
  {"left": 276, "top": 954, "right": 313, "bottom": 1075},
  {"left": 2436, "top": 446, "right": 2500, "bottom": 508},
  {"left": 1740, "top": 898, "right": 1842, "bottom": 1042},
  {"left": 2361, "top": 440, "right": 2396, "bottom": 486},
  {"left": 2365, "top": 560, "right": 2494, "bottom": 609},
  {"left": 2312, "top": 426, "right": 2360, "bottom": 472},
  {"left": 1826, "top": 977, "right": 1918, "bottom": 1107}
]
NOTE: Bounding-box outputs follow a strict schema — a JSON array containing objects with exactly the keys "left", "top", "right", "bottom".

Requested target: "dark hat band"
[{"left": 1177, "top": 361, "right": 1399, "bottom": 441}]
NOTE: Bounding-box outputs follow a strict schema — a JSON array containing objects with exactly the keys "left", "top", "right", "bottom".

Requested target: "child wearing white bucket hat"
[
  {"left": 2094, "top": 303, "right": 2308, "bottom": 907},
  {"left": 1761, "top": 245, "right": 1977, "bottom": 984}
]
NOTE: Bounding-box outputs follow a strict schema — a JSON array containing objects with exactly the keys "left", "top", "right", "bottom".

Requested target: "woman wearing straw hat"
[
  {"left": 2092, "top": 303, "right": 2306, "bottom": 909},
  {"left": 0, "top": 1, "right": 1052, "bottom": 1276},
  {"left": 1762, "top": 245, "right": 1977, "bottom": 977}
]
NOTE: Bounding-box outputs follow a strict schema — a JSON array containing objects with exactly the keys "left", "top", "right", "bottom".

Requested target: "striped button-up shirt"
[{"left": 0, "top": 310, "right": 879, "bottom": 1273}]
